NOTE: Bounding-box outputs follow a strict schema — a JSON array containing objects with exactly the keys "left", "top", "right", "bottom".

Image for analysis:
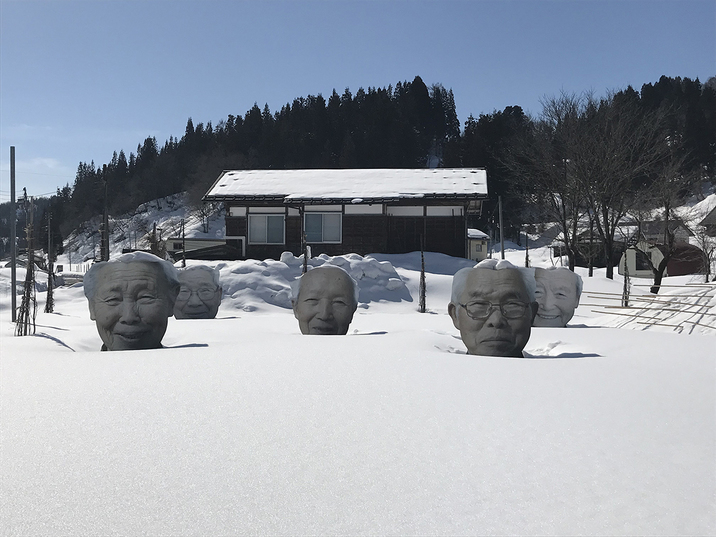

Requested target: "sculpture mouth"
[
  {"left": 537, "top": 313, "right": 560, "bottom": 319},
  {"left": 310, "top": 325, "right": 338, "bottom": 335},
  {"left": 115, "top": 331, "right": 147, "bottom": 342}
]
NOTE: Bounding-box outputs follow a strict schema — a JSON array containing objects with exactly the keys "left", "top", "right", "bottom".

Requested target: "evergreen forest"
[{"left": 1, "top": 75, "right": 714, "bottom": 264}]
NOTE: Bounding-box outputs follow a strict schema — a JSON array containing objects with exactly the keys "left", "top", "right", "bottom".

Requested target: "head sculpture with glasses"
[
  {"left": 290, "top": 265, "right": 359, "bottom": 335},
  {"left": 173, "top": 265, "right": 223, "bottom": 320},
  {"left": 533, "top": 267, "right": 582, "bottom": 327},
  {"left": 448, "top": 259, "right": 538, "bottom": 357},
  {"left": 84, "top": 252, "right": 180, "bottom": 351}
]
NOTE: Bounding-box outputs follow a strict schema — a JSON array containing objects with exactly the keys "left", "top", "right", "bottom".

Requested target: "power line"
[{"left": 0, "top": 168, "right": 74, "bottom": 179}]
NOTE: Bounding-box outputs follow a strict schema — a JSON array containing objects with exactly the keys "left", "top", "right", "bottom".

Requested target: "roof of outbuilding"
[
  {"left": 467, "top": 228, "right": 489, "bottom": 239},
  {"left": 203, "top": 168, "right": 488, "bottom": 203},
  {"left": 700, "top": 205, "right": 716, "bottom": 227}
]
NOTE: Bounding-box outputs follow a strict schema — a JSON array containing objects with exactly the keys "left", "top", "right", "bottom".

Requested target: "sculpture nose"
[
  {"left": 316, "top": 300, "right": 334, "bottom": 319},
  {"left": 119, "top": 300, "right": 140, "bottom": 324},
  {"left": 484, "top": 306, "right": 507, "bottom": 327}
]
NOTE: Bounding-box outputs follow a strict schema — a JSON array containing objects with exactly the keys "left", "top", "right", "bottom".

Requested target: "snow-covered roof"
[
  {"left": 204, "top": 168, "right": 488, "bottom": 203},
  {"left": 467, "top": 228, "right": 489, "bottom": 239}
]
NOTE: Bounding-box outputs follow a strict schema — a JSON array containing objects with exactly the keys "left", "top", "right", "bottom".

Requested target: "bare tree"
[
  {"left": 572, "top": 91, "right": 673, "bottom": 279},
  {"left": 504, "top": 92, "right": 586, "bottom": 270},
  {"left": 628, "top": 153, "right": 694, "bottom": 293}
]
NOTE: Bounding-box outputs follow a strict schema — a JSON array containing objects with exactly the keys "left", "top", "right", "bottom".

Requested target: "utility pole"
[
  {"left": 181, "top": 218, "right": 186, "bottom": 267},
  {"left": 498, "top": 196, "right": 505, "bottom": 260},
  {"left": 45, "top": 211, "right": 54, "bottom": 313},
  {"left": 10, "top": 146, "right": 17, "bottom": 321},
  {"left": 100, "top": 173, "right": 109, "bottom": 261}
]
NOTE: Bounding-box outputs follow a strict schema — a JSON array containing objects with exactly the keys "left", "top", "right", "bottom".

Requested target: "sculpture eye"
[
  {"left": 137, "top": 294, "right": 157, "bottom": 303},
  {"left": 104, "top": 296, "right": 121, "bottom": 306}
]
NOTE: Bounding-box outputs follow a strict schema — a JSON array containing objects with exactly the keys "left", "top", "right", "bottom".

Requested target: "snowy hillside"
[{"left": 2, "top": 192, "right": 715, "bottom": 535}]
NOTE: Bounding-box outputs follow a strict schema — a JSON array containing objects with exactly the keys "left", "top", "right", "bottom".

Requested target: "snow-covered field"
[{"left": 2, "top": 237, "right": 714, "bottom": 535}]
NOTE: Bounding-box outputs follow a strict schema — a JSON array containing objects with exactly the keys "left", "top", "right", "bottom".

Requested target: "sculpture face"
[
  {"left": 174, "top": 269, "right": 222, "bottom": 319},
  {"left": 448, "top": 268, "right": 537, "bottom": 357},
  {"left": 533, "top": 268, "right": 579, "bottom": 327},
  {"left": 88, "top": 262, "right": 175, "bottom": 350},
  {"left": 292, "top": 268, "right": 357, "bottom": 335}
]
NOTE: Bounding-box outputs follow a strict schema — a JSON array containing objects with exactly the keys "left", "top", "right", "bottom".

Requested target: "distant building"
[
  {"left": 467, "top": 228, "right": 489, "bottom": 262},
  {"left": 618, "top": 240, "right": 705, "bottom": 278},
  {"left": 698, "top": 205, "right": 716, "bottom": 237},
  {"left": 203, "top": 169, "right": 488, "bottom": 260},
  {"left": 638, "top": 219, "right": 693, "bottom": 245},
  {"left": 165, "top": 237, "right": 235, "bottom": 260}
]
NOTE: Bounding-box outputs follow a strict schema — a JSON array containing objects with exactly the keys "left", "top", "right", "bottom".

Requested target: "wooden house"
[{"left": 203, "top": 169, "right": 488, "bottom": 260}]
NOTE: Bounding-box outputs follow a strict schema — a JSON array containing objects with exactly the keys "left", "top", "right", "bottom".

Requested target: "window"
[
  {"left": 635, "top": 250, "right": 651, "bottom": 271},
  {"left": 305, "top": 213, "right": 342, "bottom": 243},
  {"left": 249, "top": 214, "right": 284, "bottom": 244}
]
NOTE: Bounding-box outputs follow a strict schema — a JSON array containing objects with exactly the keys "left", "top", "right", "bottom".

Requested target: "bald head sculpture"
[
  {"left": 290, "top": 266, "right": 359, "bottom": 335},
  {"left": 84, "top": 252, "right": 180, "bottom": 351},
  {"left": 448, "top": 259, "right": 538, "bottom": 357},
  {"left": 533, "top": 267, "right": 582, "bottom": 327}
]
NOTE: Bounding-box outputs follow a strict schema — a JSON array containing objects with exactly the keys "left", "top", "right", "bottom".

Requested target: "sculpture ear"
[
  {"left": 291, "top": 300, "right": 299, "bottom": 320},
  {"left": 88, "top": 299, "right": 97, "bottom": 321},
  {"left": 448, "top": 303, "right": 460, "bottom": 330}
]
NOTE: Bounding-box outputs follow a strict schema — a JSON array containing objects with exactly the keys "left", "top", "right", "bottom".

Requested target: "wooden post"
[
  {"left": 16, "top": 195, "right": 37, "bottom": 336},
  {"left": 419, "top": 234, "right": 426, "bottom": 313}
]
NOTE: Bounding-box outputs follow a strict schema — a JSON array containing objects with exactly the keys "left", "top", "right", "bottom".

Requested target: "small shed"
[
  {"left": 467, "top": 228, "right": 489, "bottom": 262},
  {"left": 203, "top": 168, "right": 488, "bottom": 260}
]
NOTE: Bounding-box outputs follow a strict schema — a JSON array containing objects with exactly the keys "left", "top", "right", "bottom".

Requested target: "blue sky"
[{"left": 1, "top": 0, "right": 714, "bottom": 200}]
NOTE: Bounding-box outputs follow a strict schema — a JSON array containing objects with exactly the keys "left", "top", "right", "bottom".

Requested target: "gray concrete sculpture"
[
  {"left": 533, "top": 267, "right": 582, "bottom": 327},
  {"left": 84, "top": 252, "right": 180, "bottom": 351},
  {"left": 290, "top": 265, "right": 359, "bottom": 335},
  {"left": 174, "top": 265, "right": 223, "bottom": 319},
  {"left": 448, "top": 259, "right": 538, "bottom": 357}
]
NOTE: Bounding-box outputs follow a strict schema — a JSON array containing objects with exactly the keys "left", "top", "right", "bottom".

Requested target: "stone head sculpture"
[
  {"left": 84, "top": 252, "right": 180, "bottom": 351},
  {"left": 448, "top": 259, "right": 538, "bottom": 357},
  {"left": 290, "top": 265, "right": 359, "bottom": 335},
  {"left": 174, "top": 265, "right": 223, "bottom": 319},
  {"left": 533, "top": 267, "right": 582, "bottom": 327}
]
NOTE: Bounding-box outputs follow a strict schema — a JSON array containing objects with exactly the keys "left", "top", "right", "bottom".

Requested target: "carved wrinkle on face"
[
  {"left": 533, "top": 269, "right": 579, "bottom": 327},
  {"left": 293, "top": 268, "right": 357, "bottom": 335},
  {"left": 174, "top": 270, "right": 222, "bottom": 319},
  {"left": 448, "top": 268, "right": 536, "bottom": 357},
  {"left": 89, "top": 263, "right": 174, "bottom": 350}
]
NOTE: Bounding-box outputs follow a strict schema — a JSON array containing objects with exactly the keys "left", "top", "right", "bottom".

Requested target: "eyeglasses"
[
  {"left": 459, "top": 301, "right": 529, "bottom": 320},
  {"left": 177, "top": 287, "right": 218, "bottom": 301}
]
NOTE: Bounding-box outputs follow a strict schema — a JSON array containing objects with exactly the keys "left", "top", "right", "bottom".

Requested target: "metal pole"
[
  {"left": 10, "top": 147, "right": 17, "bottom": 321},
  {"left": 498, "top": 196, "right": 505, "bottom": 260}
]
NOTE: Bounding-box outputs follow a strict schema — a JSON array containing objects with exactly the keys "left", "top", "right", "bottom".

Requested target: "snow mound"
[{"left": 178, "top": 252, "right": 412, "bottom": 313}]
